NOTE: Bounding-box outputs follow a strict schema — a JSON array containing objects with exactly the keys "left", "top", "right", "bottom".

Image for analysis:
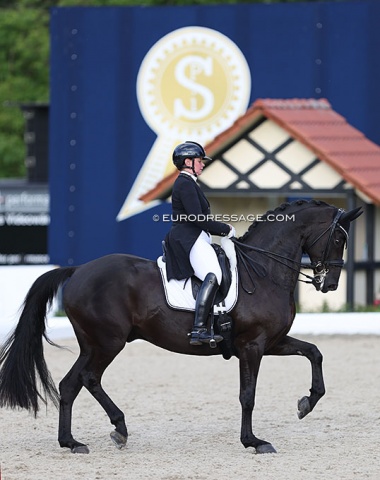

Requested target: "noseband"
[{"left": 232, "top": 208, "right": 349, "bottom": 292}]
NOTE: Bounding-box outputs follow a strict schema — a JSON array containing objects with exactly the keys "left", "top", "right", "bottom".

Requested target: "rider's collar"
[{"left": 181, "top": 170, "right": 197, "bottom": 182}]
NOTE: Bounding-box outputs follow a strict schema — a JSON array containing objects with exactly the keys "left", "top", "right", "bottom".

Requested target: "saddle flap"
[{"left": 211, "top": 243, "right": 232, "bottom": 299}]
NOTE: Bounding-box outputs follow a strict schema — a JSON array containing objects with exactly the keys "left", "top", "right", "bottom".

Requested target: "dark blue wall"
[{"left": 49, "top": 1, "right": 380, "bottom": 266}]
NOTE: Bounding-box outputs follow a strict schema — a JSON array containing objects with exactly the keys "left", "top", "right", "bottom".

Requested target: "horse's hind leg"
[
  {"left": 265, "top": 335, "right": 325, "bottom": 419},
  {"left": 58, "top": 353, "right": 91, "bottom": 453},
  {"left": 59, "top": 343, "right": 128, "bottom": 453},
  {"left": 79, "top": 345, "right": 128, "bottom": 449},
  {"left": 58, "top": 342, "right": 128, "bottom": 453}
]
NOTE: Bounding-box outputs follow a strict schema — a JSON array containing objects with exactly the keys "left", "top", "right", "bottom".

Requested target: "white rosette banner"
[{"left": 117, "top": 27, "right": 251, "bottom": 221}]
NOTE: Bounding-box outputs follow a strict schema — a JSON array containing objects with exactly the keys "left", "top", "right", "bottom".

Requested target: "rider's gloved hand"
[{"left": 227, "top": 225, "right": 236, "bottom": 238}]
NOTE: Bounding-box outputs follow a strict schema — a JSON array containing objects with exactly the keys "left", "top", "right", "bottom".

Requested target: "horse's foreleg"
[
  {"left": 265, "top": 335, "right": 325, "bottom": 419},
  {"left": 58, "top": 354, "right": 90, "bottom": 453},
  {"left": 238, "top": 340, "right": 277, "bottom": 454}
]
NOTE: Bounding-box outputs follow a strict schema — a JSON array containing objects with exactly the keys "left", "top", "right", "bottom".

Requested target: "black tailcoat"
[{"left": 165, "top": 173, "right": 230, "bottom": 280}]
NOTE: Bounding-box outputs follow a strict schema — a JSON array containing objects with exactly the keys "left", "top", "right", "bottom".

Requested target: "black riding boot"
[{"left": 189, "top": 273, "right": 223, "bottom": 346}]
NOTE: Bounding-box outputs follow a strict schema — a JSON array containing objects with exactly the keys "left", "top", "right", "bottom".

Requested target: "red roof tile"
[{"left": 139, "top": 98, "right": 380, "bottom": 205}]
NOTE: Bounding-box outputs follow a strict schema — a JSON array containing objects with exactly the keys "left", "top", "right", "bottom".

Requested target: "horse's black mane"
[{"left": 238, "top": 199, "right": 332, "bottom": 242}]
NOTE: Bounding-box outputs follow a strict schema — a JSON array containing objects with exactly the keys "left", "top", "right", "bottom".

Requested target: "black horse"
[{"left": 0, "top": 200, "right": 362, "bottom": 454}]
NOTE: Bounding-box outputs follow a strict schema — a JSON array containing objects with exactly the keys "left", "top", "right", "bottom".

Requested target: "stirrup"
[{"left": 189, "top": 328, "right": 223, "bottom": 347}]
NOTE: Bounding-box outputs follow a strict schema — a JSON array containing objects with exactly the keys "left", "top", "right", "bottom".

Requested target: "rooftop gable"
[{"left": 140, "top": 98, "right": 380, "bottom": 205}]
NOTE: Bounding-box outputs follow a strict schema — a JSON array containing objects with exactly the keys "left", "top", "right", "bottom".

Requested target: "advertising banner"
[{"left": 0, "top": 186, "right": 49, "bottom": 265}]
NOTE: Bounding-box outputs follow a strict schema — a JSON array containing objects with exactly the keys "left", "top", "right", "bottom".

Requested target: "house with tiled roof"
[{"left": 140, "top": 98, "right": 380, "bottom": 310}]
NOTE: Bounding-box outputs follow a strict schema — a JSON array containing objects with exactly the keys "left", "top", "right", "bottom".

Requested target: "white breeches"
[{"left": 189, "top": 231, "right": 222, "bottom": 284}]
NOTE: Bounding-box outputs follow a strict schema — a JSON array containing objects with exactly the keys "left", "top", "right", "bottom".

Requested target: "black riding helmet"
[{"left": 172, "top": 141, "right": 212, "bottom": 171}]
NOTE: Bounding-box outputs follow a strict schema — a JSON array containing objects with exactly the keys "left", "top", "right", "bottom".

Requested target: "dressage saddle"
[{"left": 161, "top": 240, "right": 232, "bottom": 305}]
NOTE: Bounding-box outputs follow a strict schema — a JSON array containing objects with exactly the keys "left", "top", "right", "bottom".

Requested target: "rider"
[{"left": 164, "top": 141, "right": 236, "bottom": 346}]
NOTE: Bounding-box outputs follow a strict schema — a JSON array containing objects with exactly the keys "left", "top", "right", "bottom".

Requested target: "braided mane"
[{"left": 238, "top": 199, "right": 332, "bottom": 242}]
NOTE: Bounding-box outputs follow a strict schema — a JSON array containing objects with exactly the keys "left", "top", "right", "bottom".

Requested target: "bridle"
[
  {"left": 305, "top": 208, "right": 348, "bottom": 287},
  {"left": 231, "top": 208, "right": 349, "bottom": 293}
]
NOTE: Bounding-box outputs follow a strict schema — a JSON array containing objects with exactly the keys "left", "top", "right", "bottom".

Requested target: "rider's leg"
[
  {"left": 189, "top": 232, "right": 223, "bottom": 345},
  {"left": 189, "top": 272, "right": 223, "bottom": 345},
  {"left": 189, "top": 231, "right": 222, "bottom": 284}
]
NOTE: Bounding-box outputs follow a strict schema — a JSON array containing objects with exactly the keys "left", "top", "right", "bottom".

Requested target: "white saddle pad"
[{"left": 157, "top": 237, "right": 238, "bottom": 314}]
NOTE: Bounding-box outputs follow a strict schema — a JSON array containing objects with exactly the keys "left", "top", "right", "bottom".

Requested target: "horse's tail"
[{"left": 0, "top": 266, "right": 77, "bottom": 416}]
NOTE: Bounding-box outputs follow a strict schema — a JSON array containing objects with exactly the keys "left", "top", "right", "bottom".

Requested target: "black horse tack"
[{"left": 0, "top": 200, "right": 362, "bottom": 454}]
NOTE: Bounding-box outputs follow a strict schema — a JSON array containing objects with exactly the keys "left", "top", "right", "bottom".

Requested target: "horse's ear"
[{"left": 340, "top": 206, "right": 363, "bottom": 223}]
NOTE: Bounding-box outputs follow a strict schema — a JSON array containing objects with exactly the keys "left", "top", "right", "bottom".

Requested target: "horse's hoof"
[
  {"left": 256, "top": 443, "right": 277, "bottom": 454},
  {"left": 71, "top": 445, "right": 90, "bottom": 454},
  {"left": 110, "top": 431, "right": 127, "bottom": 449},
  {"left": 297, "top": 396, "right": 311, "bottom": 419}
]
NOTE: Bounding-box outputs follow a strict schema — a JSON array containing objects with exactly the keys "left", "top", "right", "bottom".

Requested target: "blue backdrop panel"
[{"left": 49, "top": 1, "right": 380, "bottom": 266}]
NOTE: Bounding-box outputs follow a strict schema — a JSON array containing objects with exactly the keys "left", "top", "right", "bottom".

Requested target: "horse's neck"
[
  {"left": 243, "top": 215, "right": 306, "bottom": 288},
  {"left": 250, "top": 219, "right": 304, "bottom": 258}
]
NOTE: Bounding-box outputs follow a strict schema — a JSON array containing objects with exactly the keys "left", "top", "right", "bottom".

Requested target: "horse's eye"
[{"left": 334, "top": 238, "right": 341, "bottom": 245}]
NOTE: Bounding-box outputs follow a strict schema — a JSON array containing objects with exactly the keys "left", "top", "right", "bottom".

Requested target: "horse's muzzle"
[
  {"left": 321, "top": 282, "right": 338, "bottom": 293},
  {"left": 312, "top": 275, "right": 338, "bottom": 292}
]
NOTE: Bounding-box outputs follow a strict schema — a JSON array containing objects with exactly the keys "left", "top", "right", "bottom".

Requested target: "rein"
[{"left": 231, "top": 209, "right": 348, "bottom": 294}]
